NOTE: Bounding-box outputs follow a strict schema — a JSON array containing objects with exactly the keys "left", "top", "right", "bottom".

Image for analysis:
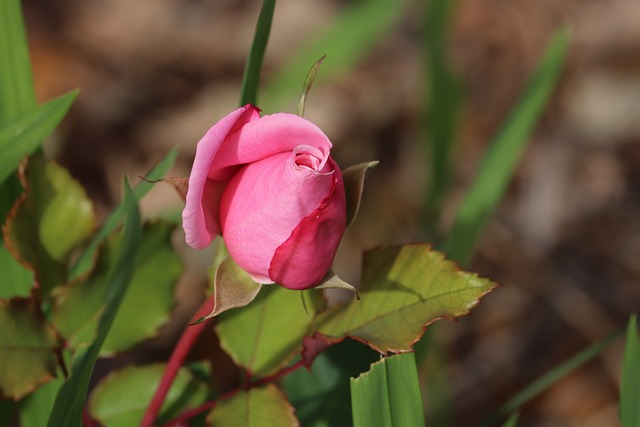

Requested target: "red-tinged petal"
[
  {"left": 207, "top": 113, "right": 332, "bottom": 181},
  {"left": 182, "top": 105, "right": 260, "bottom": 249},
  {"left": 269, "top": 158, "right": 346, "bottom": 290},
  {"left": 220, "top": 153, "right": 339, "bottom": 283}
]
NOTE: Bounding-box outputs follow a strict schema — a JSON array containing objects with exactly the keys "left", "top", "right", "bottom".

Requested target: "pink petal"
[
  {"left": 183, "top": 105, "right": 260, "bottom": 249},
  {"left": 220, "top": 152, "right": 340, "bottom": 284},
  {"left": 269, "top": 158, "right": 346, "bottom": 289},
  {"left": 207, "top": 113, "right": 332, "bottom": 181}
]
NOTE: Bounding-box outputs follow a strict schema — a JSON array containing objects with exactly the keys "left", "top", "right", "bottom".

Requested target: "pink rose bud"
[{"left": 183, "top": 105, "right": 346, "bottom": 290}]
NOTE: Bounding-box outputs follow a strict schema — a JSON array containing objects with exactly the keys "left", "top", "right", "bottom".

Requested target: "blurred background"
[{"left": 20, "top": 0, "right": 640, "bottom": 425}]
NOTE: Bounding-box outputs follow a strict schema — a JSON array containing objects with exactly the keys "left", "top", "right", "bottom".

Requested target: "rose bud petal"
[{"left": 183, "top": 105, "right": 346, "bottom": 290}]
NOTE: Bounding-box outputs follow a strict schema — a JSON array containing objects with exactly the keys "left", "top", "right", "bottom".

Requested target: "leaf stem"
[
  {"left": 250, "top": 359, "right": 306, "bottom": 387},
  {"left": 160, "top": 401, "right": 216, "bottom": 427},
  {"left": 140, "top": 295, "right": 215, "bottom": 427}
]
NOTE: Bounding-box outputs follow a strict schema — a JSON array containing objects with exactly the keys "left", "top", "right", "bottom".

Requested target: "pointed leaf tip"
[
  {"left": 140, "top": 176, "right": 188, "bottom": 203},
  {"left": 315, "top": 272, "right": 360, "bottom": 299},
  {"left": 295, "top": 55, "right": 327, "bottom": 117},
  {"left": 343, "top": 161, "right": 379, "bottom": 227},
  {"left": 188, "top": 317, "right": 207, "bottom": 326}
]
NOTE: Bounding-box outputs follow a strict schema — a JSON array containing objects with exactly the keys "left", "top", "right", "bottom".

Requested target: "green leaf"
[
  {"left": 0, "top": 0, "right": 35, "bottom": 124},
  {"left": 201, "top": 256, "right": 262, "bottom": 320},
  {"left": 206, "top": 384, "right": 298, "bottom": 427},
  {"left": 295, "top": 55, "right": 326, "bottom": 117},
  {"left": 216, "top": 285, "right": 324, "bottom": 377},
  {"left": 283, "top": 340, "right": 380, "bottom": 427},
  {"left": 261, "top": 0, "right": 407, "bottom": 113},
  {"left": 0, "top": 298, "right": 59, "bottom": 400},
  {"left": 620, "top": 315, "right": 640, "bottom": 427},
  {"left": 476, "top": 327, "right": 623, "bottom": 427},
  {"left": 0, "top": 91, "right": 78, "bottom": 186},
  {"left": 0, "top": 245, "right": 33, "bottom": 299},
  {"left": 3, "top": 153, "right": 95, "bottom": 295},
  {"left": 342, "top": 161, "right": 378, "bottom": 227},
  {"left": 53, "top": 222, "right": 180, "bottom": 354},
  {"left": 444, "top": 30, "right": 568, "bottom": 265},
  {"left": 47, "top": 182, "right": 141, "bottom": 427},
  {"left": 69, "top": 146, "right": 179, "bottom": 280},
  {"left": 89, "top": 364, "right": 208, "bottom": 427},
  {"left": 311, "top": 244, "right": 496, "bottom": 354},
  {"left": 19, "top": 374, "right": 64, "bottom": 427},
  {"left": 239, "top": 0, "right": 276, "bottom": 106},
  {"left": 350, "top": 353, "right": 425, "bottom": 427},
  {"left": 0, "top": 174, "right": 33, "bottom": 300}
]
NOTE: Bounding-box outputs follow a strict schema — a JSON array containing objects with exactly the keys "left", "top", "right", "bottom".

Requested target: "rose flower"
[{"left": 183, "top": 105, "right": 346, "bottom": 290}]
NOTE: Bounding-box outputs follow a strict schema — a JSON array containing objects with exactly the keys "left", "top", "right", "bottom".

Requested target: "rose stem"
[{"left": 140, "top": 295, "right": 215, "bottom": 427}]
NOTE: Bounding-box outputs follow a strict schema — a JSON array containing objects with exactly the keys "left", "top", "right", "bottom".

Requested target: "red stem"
[
  {"left": 140, "top": 296, "right": 215, "bottom": 427},
  {"left": 160, "top": 400, "right": 216, "bottom": 427},
  {"left": 250, "top": 359, "right": 306, "bottom": 387},
  {"left": 161, "top": 359, "right": 307, "bottom": 426}
]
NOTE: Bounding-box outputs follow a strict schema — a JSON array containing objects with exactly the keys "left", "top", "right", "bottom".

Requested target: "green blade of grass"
[
  {"left": 620, "top": 315, "right": 640, "bottom": 427},
  {"left": 68, "top": 147, "right": 179, "bottom": 280},
  {"left": 47, "top": 181, "right": 141, "bottom": 427},
  {"left": 501, "top": 413, "right": 520, "bottom": 427},
  {"left": 476, "top": 327, "right": 624, "bottom": 427},
  {"left": 239, "top": 0, "right": 276, "bottom": 106},
  {"left": 444, "top": 29, "right": 569, "bottom": 266},
  {"left": 261, "top": 0, "right": 407, "bottom": 113},
  {"left": 0, "top": 0, "right": 35, "bottom": 124},
  {"left": 350, "top": 353, "right": 425, "bottom": 427},
  {"left": 0, "top": 90, "right": 78, "bottom": 186},
  {"left": 423, "top": 0, "right": 461, "bottom": 230}
]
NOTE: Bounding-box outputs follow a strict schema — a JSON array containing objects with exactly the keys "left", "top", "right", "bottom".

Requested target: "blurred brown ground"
[{"left": 21, "top": 0, "right": 640, "bottom": 425}]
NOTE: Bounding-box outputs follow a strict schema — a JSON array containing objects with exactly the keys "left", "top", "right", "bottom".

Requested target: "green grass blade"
[
  {"left": 620, "top": 315, "right": 640, "bottom": 427},
  {"left": 261, "top": 0, "right": 407, "bottom": 113},
  {"left": 423, "top": 0, "right": 461, "bottom": 229},
  {"left": 501, "top": 413, "right": 520, "bottom": 427},
  {"left": 68, "top": 147, "right": 179, "bottom": 280},
  {"left": 350, "top": 353, "right": 425, "bottom": 427},
  {"left": 47, "top": 181, "right": 141, "bottom": 427},
  {"left": 0, "top": 0, "right": 35, "bottom": 123},
  {"left": 239, "top": 0, "right": 276, "bottom": 106},
  {"left": 476, "top": 328, "right": 623, "bottom": 427},
  {"left": 0, "top": 90, "right": 78, "bottom": 185},
  {"left": 444, "top": 29, "right": 569, "bottom": 265}
]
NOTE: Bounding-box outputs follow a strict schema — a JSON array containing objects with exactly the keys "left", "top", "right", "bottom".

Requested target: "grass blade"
[
  {"left": 444, "top": 29, "right": 569, "bottom": 265},
  {"left": 476, "top": 327, "right": 623, "bottom": 427},
  {"left": 239, "top": 0, "right": 276, "bottom": 106},
  {"left": 0, "top": 0, "right": 35, "bottom": 123},
  {"left": 501, "top": 413, "right": 520, "bottom": 427},
  {"left": 350, "top": 353, "right": 425, "bottom": 427},
  {"left": 423, "top": 0, "right": 461, "bottom": 229},
  {"left": 0, "top": 90, "right": 78, "bottom": 185},
  {"left": 47, "top": 181, "right": 141, "bottom": 427},
  {"left": 68, "top": 147, "right": 179, "bottom": 280},
  {"left": 620, "top": 315, "right": 640, "bottom": 427}
]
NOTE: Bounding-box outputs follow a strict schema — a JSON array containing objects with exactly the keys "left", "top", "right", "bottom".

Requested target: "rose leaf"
[
  {"left": 3, "top": 153, "right": 96, "bottom": 295},
  {"left": 206, "top": 384, "right": 298, "bottom": 427},
  {"left": 89, "top": 364, "right": 208, "bottom": 427},
  {"left": 0, "top": 298, "right": 60, "bottom": 400},
  {"left": 53, "top": 222, "right": 181, "bottom": 354},
  {"left": 216, "top": 285, "right": 325, "bottom": 378},
  {"left": 308, "top": 243, "right": 497, "bottom": 357}
]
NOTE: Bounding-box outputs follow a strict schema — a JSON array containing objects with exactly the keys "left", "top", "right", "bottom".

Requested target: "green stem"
[{"left": 239, "top": 0, "right": 276, "bottom": 106}]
